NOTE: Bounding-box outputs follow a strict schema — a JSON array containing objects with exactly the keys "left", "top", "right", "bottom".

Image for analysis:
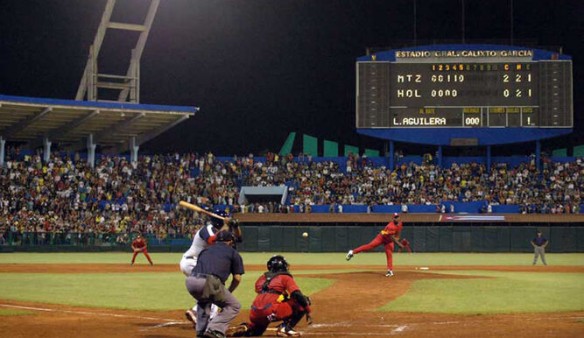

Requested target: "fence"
[{"left": 2, "top": 223, "right": 583, "bottom": 253}]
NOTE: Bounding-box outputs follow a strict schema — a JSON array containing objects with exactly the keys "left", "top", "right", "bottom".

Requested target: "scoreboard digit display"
[{"left": 356, "top": 47, "right": 573, "bottom": 129}]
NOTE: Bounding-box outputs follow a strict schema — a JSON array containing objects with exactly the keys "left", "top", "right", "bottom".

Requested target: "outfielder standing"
[
  {"left": 531, "top": 230, "right": 548, "bottom": 265},
  {"left": 346, "top": 213, "right": 404, "bottom": 277},
  {"left": 130, "top": 233, "right": 153, "bottom": 265}
]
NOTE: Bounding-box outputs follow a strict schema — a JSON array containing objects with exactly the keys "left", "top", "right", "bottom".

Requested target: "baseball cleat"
[
  {"left": 203, "top": 330, "right": 226, "bottom": 338},
  {"left": 225, "top": 323, "right": 249, "bottom": 337},
  {"left": 345, "top": 250, "right": 354, "bottom": 261},
  {"left": 276, "top": 325, "right": 302, "bottom": 337},
  {"left": 385, "top": 270, "right": 394, "bottom": 277},
  {"left": 185, "top": 309, "right": 197, "bottom": 325}
]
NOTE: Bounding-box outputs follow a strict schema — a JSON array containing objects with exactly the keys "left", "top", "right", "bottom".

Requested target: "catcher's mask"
[{"left": 267, "top": 255, "right": 289, "bottom": 273}]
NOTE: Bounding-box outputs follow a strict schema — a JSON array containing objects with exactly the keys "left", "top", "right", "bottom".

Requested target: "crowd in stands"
[{"left": 0, "top": 149, "right": 582, "bottom": 244}]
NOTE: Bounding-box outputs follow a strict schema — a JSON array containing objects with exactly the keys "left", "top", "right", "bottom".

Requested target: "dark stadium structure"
[{"left": 0, "top": 3, "right": 582, "bottom": 254}]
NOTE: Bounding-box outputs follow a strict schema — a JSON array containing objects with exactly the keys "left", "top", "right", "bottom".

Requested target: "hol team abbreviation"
[{"left": 357, "top": 49, "right": 572, "bottom": 128}]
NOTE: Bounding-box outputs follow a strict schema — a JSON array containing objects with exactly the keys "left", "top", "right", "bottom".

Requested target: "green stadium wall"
[{"left": 2, "top": 225, "right": 583, "bottom": 253}]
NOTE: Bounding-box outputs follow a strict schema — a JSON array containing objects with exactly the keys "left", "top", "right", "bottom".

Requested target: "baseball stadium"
[{"left": 1, "top": 1, "right": 583, "bottom": 338}]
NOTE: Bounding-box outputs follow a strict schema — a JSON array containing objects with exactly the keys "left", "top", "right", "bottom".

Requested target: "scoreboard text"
[{"left": 356, "top": 49, "right": 573, "bottom": 128}]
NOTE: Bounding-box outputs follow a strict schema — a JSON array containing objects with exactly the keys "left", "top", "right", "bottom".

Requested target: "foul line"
[
  {"left": 3, "top": 303, "right": 582, "bottom": 335},
  {"left": 0, "top": 303, "right": 181, "bottom": 323}
]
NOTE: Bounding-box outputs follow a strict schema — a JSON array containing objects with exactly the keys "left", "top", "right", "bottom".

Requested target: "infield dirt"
[{"left": 1, "top": 264, "right": 582, "bottom": 338}]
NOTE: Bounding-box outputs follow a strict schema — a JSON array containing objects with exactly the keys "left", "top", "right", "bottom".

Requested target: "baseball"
[{"left": 302, "top": 232, "right": 308, "bottom": 238}]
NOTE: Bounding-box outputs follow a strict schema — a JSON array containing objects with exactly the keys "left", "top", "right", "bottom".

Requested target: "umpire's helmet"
[
  {"left": 209, "top": 209, "right": 229, "bottom": 228},
  {"left": 267, "top": 255, "right": 289, "bottom": 273}
]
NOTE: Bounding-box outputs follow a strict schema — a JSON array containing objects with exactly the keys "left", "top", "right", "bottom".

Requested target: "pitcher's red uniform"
[
  {"left": 131, "top": 234, "right": 153, "bottom": 265},
  {"left": 398, "top": 238, "right": 412, "bottom": 253},
  {"left": 346, "top": 213, "right": 404, "bottom": 276}
]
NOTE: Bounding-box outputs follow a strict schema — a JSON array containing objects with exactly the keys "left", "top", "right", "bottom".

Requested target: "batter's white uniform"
[
  {"left": 180, "top": 223, "right": 217, "bottom": 276},
  {"left": 180, "top": 223, "right": 220, "bottom": 320}
]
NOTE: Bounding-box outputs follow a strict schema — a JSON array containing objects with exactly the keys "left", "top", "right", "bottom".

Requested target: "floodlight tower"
[{"left": 76, "top": 0, "right": 160, "bottom": 103}]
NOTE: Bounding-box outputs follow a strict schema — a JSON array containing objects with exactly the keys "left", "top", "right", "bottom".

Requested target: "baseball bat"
[{"left": 179, "top": 201, "right": 227, "bottom": 221}]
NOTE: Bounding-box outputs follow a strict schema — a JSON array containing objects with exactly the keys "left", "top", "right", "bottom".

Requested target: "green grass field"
[{"left": 0, "top": 252, "right": 583, "bottom": 314}]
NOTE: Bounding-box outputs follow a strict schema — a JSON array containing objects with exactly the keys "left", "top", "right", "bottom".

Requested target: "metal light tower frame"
[{"left": 75, "top": 0, "right": 160, "bottom": 103}]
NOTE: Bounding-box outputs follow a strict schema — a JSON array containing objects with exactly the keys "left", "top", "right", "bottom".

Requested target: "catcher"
[{"left": 227, "top": 255, "right": 312, "bottom": 337}]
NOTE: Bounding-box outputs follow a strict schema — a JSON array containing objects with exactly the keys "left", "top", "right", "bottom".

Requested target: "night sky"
[{"left": 0, "top": 0, "right": 582, "bottom": 156}]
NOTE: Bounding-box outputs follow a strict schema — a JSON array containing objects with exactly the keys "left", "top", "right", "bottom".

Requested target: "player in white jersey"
[
  {"left": 180, "top": 222, "right": 218, "bottom": 276},
  {"left": 182, "top": 208, "right": 243, "bottom": 326}
]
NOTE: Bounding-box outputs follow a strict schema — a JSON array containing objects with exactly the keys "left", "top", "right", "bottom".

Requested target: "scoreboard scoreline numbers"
[{"left": 356, "top": 48, "right": 573, "bottom": 128}]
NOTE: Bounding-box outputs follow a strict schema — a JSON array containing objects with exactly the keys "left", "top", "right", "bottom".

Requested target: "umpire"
[{"left": 186, "top": 230, "right": 245, "bottom": 338}]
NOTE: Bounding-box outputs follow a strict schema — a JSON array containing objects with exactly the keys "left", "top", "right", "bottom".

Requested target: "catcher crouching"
[{"left": 226, "top": 255, "right": 312, "bottom": 337}]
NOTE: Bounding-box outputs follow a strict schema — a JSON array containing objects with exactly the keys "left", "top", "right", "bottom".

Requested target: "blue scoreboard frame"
[{"left": 356, "top": 44, "right": 573, "bottom": 146}]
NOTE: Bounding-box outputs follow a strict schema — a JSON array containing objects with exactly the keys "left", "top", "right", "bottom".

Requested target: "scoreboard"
[{"left": 356, "top": 48, "right": 573, "bottom": 129}]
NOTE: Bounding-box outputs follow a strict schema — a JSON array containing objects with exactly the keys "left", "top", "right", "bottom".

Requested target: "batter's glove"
[{"left": 229, "top": 219, "right": 240, "bottom": 229}]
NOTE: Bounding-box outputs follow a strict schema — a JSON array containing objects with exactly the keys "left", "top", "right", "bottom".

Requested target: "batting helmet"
[
  {"left": 267, "top": 255, "right": 289, "bottom": 273},
  {"left": 209, "top": 209, "right": 229, "bottom": 228}
]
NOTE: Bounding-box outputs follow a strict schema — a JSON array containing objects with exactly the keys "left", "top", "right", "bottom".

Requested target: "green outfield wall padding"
[
  {"left": 280, "top": 227, "right": 297, "bottom": 252},
  {"left": 552, "top": 148, "right": 567, "bottom": 157},
  {"left": 425, "top": 226, "right": 440, "bottom": 252},
  {"left": 439, "top": 227, "right": 453, "bottom": 251},
  {"left": 414, "top": 227, "right": 427, "bottom": 252},
  {"left": 344, "top": 145, "right": 359, "bottom": 157},
  {"left": 258, "top": 227, "right": 271, "bottom": 251},
  {"left": 364, "top": 148, "right": 380, "bottom": 157},
  {"left": 320, "top": 227, "right": 337, "bottom": 251},
  {"left": 452, "top": 226, "right": 472, "bottom": 252},
  {"left": 303, "top": 134, "right": 318, "bottom": 157},
  {"left": 308, "top": 227, "right": 322, "bottom": 252},
  {"left": 323, "top": 140, "right": 339, "bottom": 157},
  {"left": 574, "top": 145, "right": 584, "bottom": 157},
  {"left": 4, "top": 226, "right": 584, "bottom": 253},
  {"left": 241, "top": 227, "right": 259, "bottom": 252},
  {"left": 550, "top": 227, "right": 571, "bottom": 252},
  {"left": 279, "top": 132, "right": 296, "bottom": 156}
]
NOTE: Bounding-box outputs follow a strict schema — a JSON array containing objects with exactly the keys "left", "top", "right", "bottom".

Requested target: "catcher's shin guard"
[{"left": 284, "top": 310, "right": 305, "bottom": 332}]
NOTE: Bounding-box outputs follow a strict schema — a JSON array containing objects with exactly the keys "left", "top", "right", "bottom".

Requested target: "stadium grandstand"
[{"left": 0, "top": 1, "right": 582, "bottom": 254}]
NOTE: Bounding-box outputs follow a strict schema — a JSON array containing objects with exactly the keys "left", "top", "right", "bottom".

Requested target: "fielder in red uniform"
[
  {"left": 131, "top": 234, "right": 153, "bottom": 265},
  {"left": 346, "top": 213, "right": 404, "bottom": 277},
  {"left": 226, "top": 255, "right": 312, "bottom": 337}
]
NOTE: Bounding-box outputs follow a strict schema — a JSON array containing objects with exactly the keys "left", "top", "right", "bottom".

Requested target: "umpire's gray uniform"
[
  {"left": 531, "top": 231, "right": 548, "bottom": 265},
  {"left": 186, "top": 231, "right": 245, "bottom": 337}
]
